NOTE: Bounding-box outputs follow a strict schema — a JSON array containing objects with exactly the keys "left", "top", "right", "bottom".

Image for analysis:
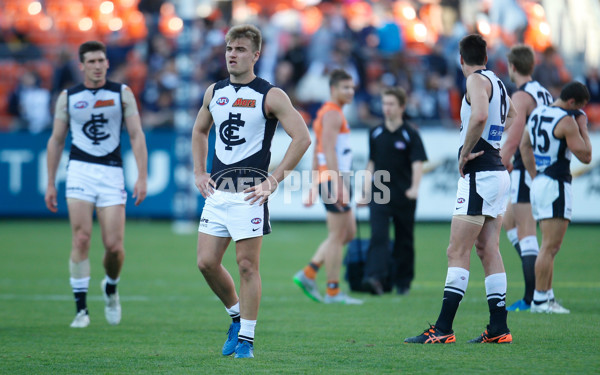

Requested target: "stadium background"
[
  {"left": 1, "top": 0, "right": 600, "bottom": 222},
  {"left": 2, "top": 2, "right": 600, "bottom": 373}
]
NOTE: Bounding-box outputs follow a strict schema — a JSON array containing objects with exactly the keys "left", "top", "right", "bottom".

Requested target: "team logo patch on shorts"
[
  {"left": 251, "top": 218, "right": 262, "bottom": 225},
  {"left": 216, "top": 97, "right": 229, "bottom": 105},
  {"left": 457, "top": 198, "right": 465, "bottom": 204}
]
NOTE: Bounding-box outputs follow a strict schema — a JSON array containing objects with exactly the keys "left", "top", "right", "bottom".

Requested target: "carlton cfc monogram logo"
[
  {"left": 83, "top": 114, "right": 110, "bottom": 145},
  {"left": 219, "top": 112, "right": 246, "bottom": 150}
]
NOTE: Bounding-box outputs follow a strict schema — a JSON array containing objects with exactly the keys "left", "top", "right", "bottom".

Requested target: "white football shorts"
[
  {"left": 510, "top": 168, "right": 532, "bottom": 204},
  {"left": 454, "top": 170, "right": 510, "bottom": 218},
  {"left": 530, "top": 174, "right": 572, "bottom": 221},
  {"left": 198, "top": 189, "right": 271, "bottom": 242},
  {"left": 66, "top": 160, "right": 127, "bottom": 207}
]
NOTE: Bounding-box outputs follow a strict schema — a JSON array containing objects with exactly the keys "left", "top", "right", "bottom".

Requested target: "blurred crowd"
[{"left": 1, "top": 0, "right": 600, "bottom": 134}]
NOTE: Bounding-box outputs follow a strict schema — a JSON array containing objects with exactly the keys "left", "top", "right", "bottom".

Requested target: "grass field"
[{"left": 1, "top": 220, "right": 599, "bottom": 374}]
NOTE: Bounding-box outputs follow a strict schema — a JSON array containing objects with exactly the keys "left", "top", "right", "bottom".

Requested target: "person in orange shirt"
[{"left": 293, "top": 69, "right": 363, "bottom": 305}]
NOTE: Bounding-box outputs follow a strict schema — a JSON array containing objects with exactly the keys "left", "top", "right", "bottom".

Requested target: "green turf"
[{"left": 1, "top": 220, "right": 599, "bottom": 374}]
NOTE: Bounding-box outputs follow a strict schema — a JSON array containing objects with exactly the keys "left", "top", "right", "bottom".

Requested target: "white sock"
[
  {"left": 226, "top": 301, "right": 240, "bottom": 319},
  {"left": 533, "top": 290, "right": 549, "bottom": 304},
  {"left": 548, "top": 288, "right": 555, "bottom": 300},
  {"left": 70, "top": 277, "right": 90, "bottom": 293},
  {"left": 485, "top": 273, "right": 507, "bottom": 305},
  {"left": 506, "top": 228, "right": 519, "bottom": 246},
  {"left": 444, "top": 267, "right": 470, "bottom": 297},
  {"left": 519, "top": 236, "right": 539, "bottom": 257},
  {"left": 105, "top": 275, "right": 120, "bottom": 285},
  {"left": 239, "top": 318, "right": 256, "bottom": 343}
]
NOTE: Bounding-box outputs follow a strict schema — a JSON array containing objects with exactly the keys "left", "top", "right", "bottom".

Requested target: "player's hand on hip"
[
  {"left": 405, "top": 187, "right": 418, "bottom": 200},
  {"left": 501, "top": 153, "right": 513, "bottom": 173},
  {"left": 303, "top": 187, "right": 315, "bottom": 207},
  {"left": 195, "top": 172, "right": 215, "bottom": 198},
  {"left": 45, "top": 186, "right": 58, "bottom": 213},
  {"left": 133, "top": 179, "right": 147, "bottom": 206},
  {"left": 244, "top": 175, "right": 278, "bottom": 206},
  {"left": 355, "top": 200, "right": 369, "bottom": 208},
  {"left": 334, "top": 178, "right": 350, "bottom": 211},
  {"left": 458, "top": 150, "right": 484, "bottom": 178}
]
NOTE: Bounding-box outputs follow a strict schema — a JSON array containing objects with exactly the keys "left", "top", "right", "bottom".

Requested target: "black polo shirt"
[{"left": 369, "top": 122, "right": 428, "bottom": 205}]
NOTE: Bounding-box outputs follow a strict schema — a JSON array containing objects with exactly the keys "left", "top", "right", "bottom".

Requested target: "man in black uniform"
[{"left": 359, "top": 87, "right": 427, "bottom": 295}]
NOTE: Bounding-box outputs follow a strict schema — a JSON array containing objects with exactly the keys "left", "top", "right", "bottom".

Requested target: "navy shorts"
[{"left": 319, "top": 180, "right": 352, "bottom": 213}]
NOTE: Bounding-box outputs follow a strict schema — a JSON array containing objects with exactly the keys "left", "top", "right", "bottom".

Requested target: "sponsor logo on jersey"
[
  {"left": 457, "top": 198, "right": 465, "bottom": 204},
  {"left": 94, "top": 99, "right": 115, "bottom": 108},
  {"left": 216, "top": 97, "right": 229, "bottom": 105},
  {"left": 488, "top": 125, "right": 503, "bottom": 141},
  {"left": 534, "top": 155, "right": 551, "bottom": 167},
  {"left": 251, "top": 218, "right": 262, "bottom": 224},
  {"left": 74, "top": 101, "right": 88, "bottom": 109},
  {"left": 394, "top": 141, "right": 406, "bottom": 150},
  {"left": 232, "top": 98, "right": 256, "bottom": 108}
]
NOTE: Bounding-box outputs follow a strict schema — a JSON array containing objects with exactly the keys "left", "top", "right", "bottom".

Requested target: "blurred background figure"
[
  {"left": 359, "top": 87, "right": 427, "bottom": 296},
  {"left": 533, "top": 46, "right": 569, "bottom": 99},
  {"left": 8, "top": 69, "right": 51, "bottom": 133}
]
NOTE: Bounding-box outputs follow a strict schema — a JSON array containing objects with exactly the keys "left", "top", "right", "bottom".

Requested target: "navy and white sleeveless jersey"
[
  {"left": 513, "top": 80, "right": 553, "bottom": 169},
  {"left": 459, "top": 69, "right": 509, "bottom": 174},
  {"left": 526, "top": 106, "right": 586, "bottom": 183},
  {"left": 67, "top": 81, "right": 124, "bottom": 166},
  {"left": 209, "top": 77, "right": 278, "bottom": 191}
]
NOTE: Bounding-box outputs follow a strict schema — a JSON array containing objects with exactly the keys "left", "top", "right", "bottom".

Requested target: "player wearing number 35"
[
  {"left": 520, "top": 82, "right": 592, "bottom": 314},
  {"left": 191, "top": 24, "right": 310, "bottom": 358},
  {"left": 45, "top": 41, "right": 148, "bottom": 329},
  {"left": 405, "top": 34, "right": 517, "bottom": 344}
]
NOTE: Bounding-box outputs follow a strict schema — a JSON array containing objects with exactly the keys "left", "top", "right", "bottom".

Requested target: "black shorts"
[{"left": 319, "top": 180, "right": 352, "bottom": 213}]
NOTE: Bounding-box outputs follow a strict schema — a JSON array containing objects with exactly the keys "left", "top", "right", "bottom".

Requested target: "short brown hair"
[
  {"left": 225, "top": 24, "right": 262, "bottom": 52},
  {"left": 507, "top": 44, "right": 535, "bottom": 76},
  {"left": 79, "top": 41, "right": 106, "bottom": 62},
  {"left": 382, "top": 87, "right": 407, "bottom": 107},
  {"left": 329, "top": 69, "right": 353, "bottom": 87}
]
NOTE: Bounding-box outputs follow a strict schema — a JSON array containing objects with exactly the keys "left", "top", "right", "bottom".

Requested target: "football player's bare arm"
[
  {"left": 459, "top": 75, "right": 489, "bottom": 177},
  {"left": 192, "top": 84, "right": 216, "bottom": 197},
  {"left": 123, "top": 86, "right": 148, "bottom": 205},
  {"left": 320, "top": 110, "right": 343, "bottom": 174},
  {"left": 45, "top": 91, "right": 69, "bottom": 212},
  {"left": 519, "top": 131, "right": 537, "bottom": 179},
  {"left": 501, "top": 91, "right": 533, "bottom": 169},
  {"left": 244, "top": 88, "right": 310, "bottom": 206},
  {"left": 264, "top": 87, "right": 310, "bottom": 184},
  {"left": 555, "top": 116, "right": 592, "bottom": 164}
]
